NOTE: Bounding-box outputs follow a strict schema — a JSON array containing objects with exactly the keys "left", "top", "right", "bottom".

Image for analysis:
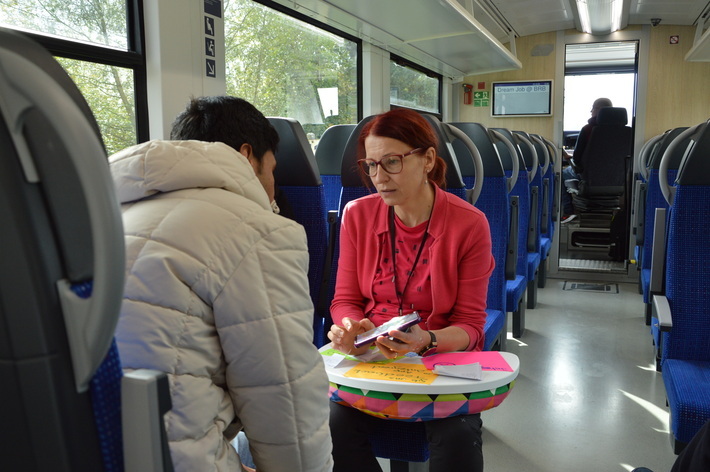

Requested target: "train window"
[
  {"left": 390, "top": 58, "right": 441, "bottom": 115},
  {"left": 0, "top": 0, "right": 128, "bottom": 50},
  {"left": 224, "top": 0, "right": 359, "bottom": 150},
  {"left": 0, "top": 0, "right": 146, "bottom": 155},
  {"left": 57, "top": 57, "right": 137, "bottom": 154}
]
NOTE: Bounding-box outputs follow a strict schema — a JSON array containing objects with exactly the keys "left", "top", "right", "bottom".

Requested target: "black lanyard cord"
[{"left": 388, "top": 205, "right": 432, "bottom": 316}]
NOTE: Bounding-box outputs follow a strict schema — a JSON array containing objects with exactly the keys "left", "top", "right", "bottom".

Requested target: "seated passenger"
[
  {"left": 109, "top": 96, "right": 333, "bottom": 472},
  {"left": 327, "top": 108, "right": 494, "bottom": 472},
  {"left": 560, "top": 97, "right": 613, "bottom": 223}
]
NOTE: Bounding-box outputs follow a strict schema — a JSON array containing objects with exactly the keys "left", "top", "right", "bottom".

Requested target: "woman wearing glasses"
[{"left": 327, "top": 108, "right": 494, "bottom": 472}]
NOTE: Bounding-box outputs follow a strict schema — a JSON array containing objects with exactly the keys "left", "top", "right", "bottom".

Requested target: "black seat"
[
  {"left": 573, "top": 107, "right": 633, "bottom": 209},
  {"left": 0, "top": 28, "right": 172, "bottom": 472}
]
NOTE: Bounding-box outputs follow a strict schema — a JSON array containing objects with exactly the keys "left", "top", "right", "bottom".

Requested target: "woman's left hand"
[{"left": 375, "top": 325, "right": 429, "bottom": 359}]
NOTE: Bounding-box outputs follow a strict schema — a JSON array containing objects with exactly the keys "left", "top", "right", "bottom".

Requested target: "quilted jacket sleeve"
[{"left": 213, "top": 217, "right": 333, "bottom": 472}]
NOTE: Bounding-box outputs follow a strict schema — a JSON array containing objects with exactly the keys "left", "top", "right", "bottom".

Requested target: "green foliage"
[
  {"left": 0, "top": 0, "right": 136, "bottom": 155},
  {"left": 224, "top": 0, "right": 358, "bottom": 138}
]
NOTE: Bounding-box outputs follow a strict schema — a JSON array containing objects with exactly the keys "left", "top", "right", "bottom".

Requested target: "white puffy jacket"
[{"left": 109, "top": 140, "right": 333, "bottom": 472}]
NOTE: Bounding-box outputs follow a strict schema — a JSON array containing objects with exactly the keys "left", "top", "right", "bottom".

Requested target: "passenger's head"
[
  {"left": 357, "top": 108, "right": 447, "bottom": 190},
  {"left": 170, "top": 96, "right": 280, "bottom": 201},
  {"left": 591, "top": 97, "right": 613, "bottom": 118}
]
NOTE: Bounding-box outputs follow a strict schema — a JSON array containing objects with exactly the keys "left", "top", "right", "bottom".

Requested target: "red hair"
[{"left": 357, "top": 109, "right": 447, "bottom": 188}]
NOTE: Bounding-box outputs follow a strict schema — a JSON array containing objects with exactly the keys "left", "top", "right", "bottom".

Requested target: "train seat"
[
  {"left": 531, "top": 134, "right": 553, "bottom": 288},
  {"left": 514, "top": 131, "right": 544, "bottom": 306},
  {"left": 0, "top": 28, "right": 172, "bottom": 472},
  {"left": 451, "top": 121, "right": 516, "bottom": 351},
  {"left": 269, "top": 117, "right": 330, "bottom": 347},
  {"left": 329, "top": 114, "right": 491, "bottom": 467},
  {"left": 638, "top": 127, "right": 689, "bottom": 325},
  {"left": 568, "top": 107, "right": 633, "bottom": 259},
  {"left": 644, "top": 124, "right": 703, "bottom": 370},
  {"left": 315, "top": 124, "right": 356, "bottom": 214},
  {"left": 631, "top": 132, "right": 664, "bottom": 274},
  {"left": 653, "top": 118, "right": 710, "bottom": 452},
  {"left": 492, "top": 128, "right": 532, "bottom": 337},
  {"left": 573, "top": 107, "right": 633, "bottom": 207}
]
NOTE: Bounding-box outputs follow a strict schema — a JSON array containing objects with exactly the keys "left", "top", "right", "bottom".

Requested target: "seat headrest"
[
  {"left": 340, "top": 115, "right": 375, "bottom": 187},
  {"left": 451, "top": 122, "right": 505, "bottom": 178},
  {"left": 597, "top": 107, "right": 628, "bottom": 126},
  {"left": 315, "top": 124, "right": 355, "bottom": 175},
  {"left": 676, "top": 119, "right": 710, "bottom": 185},
  {"left": 268, "top": 117, "right": 321, "bottom": 186}
]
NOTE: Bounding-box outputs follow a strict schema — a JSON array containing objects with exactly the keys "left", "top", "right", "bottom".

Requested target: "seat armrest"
[
  {"left": 505, "top": 196, "right": 519, "bottom": 280},
  {"left": 652, "top": 295, "right": 672, "bottom": 332},
  {"left": 527, "top": 186, "right": 539, "bottom": 252},
  {"left": 649, "top": 208, "right": 667, "bottom": 295},
  {"left": 122, "top": 369, "right": 174, "bottom": 472}
]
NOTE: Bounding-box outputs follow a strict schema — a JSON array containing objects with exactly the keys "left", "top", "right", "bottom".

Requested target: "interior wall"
[
  {"left": 644, "top": 25, "right": 710, "bottom": 139},
  {"left": 458, "top": 32, "right": 557, "bottom": 140}
]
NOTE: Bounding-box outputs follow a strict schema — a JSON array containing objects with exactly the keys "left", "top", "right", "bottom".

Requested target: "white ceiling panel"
[
  {"left": 269, "top": 0, "right": 522, "bottom": 76},
  {"left": 629, "top": 0, "right": 710, "bottom": 26},
  {"left": 491, "top": 0, "right": 575, "bottom": 37}
]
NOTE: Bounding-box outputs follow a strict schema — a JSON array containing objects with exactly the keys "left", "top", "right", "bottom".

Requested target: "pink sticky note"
[{"left": 421, "top": 351, "right": 513, "bottom": 372}]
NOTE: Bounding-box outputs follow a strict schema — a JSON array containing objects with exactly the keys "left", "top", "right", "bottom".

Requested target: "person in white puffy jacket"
[{"left": 109, "top": 96, "right": 333, "bottom": 472}]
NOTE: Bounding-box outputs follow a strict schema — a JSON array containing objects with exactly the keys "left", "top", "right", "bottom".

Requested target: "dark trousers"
[
  {"left": 330, "top": 402, "right": 483, "bottom": 472},
  {"left": 672, "top": 419, "right": 710, "bottom": 472}
]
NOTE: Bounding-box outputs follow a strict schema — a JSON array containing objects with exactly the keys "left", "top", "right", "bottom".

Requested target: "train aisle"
[
  {"left": 482, "top": 279, "right": 675, "bottom": 472},
  {"left": 376, "top": 279, "right": 677, "bottom": 472}
]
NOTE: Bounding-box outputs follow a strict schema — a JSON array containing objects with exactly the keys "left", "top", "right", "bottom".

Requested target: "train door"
[{"left": 558, "top": 40, "right": 638, "bottom": 275}]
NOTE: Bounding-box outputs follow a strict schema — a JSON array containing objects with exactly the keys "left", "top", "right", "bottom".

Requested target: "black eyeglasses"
[{"left": 358, "top": 148, "right": 423, "bottom": 176}]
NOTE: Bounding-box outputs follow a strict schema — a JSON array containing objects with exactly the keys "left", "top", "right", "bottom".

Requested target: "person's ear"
[
  {"left": 425, "top": 146, "right": 436, "bottom": 171},
  {"left": 239, "top": 142, "right": 253, "bottom": 160}
]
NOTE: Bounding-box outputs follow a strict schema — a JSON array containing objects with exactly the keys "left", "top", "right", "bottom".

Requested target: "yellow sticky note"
[{"left": 344, "top": 362, "right": 438, "bottom": 384}]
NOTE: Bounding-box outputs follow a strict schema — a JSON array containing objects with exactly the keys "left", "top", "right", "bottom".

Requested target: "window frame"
[{"left": 390, "top": 54, "right": 442, "bottom": 119}]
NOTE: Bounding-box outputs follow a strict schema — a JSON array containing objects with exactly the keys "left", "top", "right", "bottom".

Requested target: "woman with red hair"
[{"left": 328, "top": 108, "right": 494, "bottom": 471}]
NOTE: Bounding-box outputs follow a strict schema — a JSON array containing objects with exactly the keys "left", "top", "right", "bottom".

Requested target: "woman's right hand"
[{"left": 327, "top": 317, "right": 376, "bottom": 356}]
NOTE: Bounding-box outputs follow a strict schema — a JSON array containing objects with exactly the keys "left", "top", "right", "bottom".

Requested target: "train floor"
[{"left": 378, "top": 279, "right": 677, "bottom": 472}]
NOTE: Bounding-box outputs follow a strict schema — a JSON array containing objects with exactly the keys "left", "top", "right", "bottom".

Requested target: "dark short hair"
[
  {"left": 170, "top": 96, "right": 279, "bottom": 165},
  {"left": 358, "top": 108, "right": 447, "bottom": 189}
]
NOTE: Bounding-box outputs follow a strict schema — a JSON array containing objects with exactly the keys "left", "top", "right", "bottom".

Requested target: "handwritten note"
[
  {"left": 421, "top": 351, "right": 513, "bottom": 372},
  {"left": 344, "top": 362, "right": 438, "bottom": 384}
]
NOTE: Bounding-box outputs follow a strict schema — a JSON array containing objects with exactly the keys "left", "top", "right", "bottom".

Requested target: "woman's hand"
[
  {"left": 327, "top": 317, "right": 376, "bottom": 356},
  {"left": 375, "top": 325, "right": 430, "bottom": 359}
]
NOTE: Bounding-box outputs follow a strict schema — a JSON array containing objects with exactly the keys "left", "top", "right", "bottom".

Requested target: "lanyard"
[{"left": 388, "top": 206, "right": 432, "bottom": 316}]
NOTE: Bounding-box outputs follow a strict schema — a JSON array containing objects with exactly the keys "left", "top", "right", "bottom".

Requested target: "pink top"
[
  {"left": 370, "top": 215, "right": 433, "bottom": 323},
  {"left": 330, "top": 185, "right": 494, "bottom": 351}
]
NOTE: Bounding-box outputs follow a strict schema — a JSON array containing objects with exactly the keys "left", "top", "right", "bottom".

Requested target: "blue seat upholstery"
[
  {"left": 0, "top": 28, "right": 172, "bottom": 472},
  {"left": 451, "top": 122, "right": 511, "bottom": 351},
  {"left": 641, "top": 127, "right": 693, "bottom": 370},
  {"left": 514, "top": 131, "right": 543, "bottom": 309},
  {"left": 631, "top": 133, "right": 664, "bottom": 275},
  {"left": 315, "top": 124, "right": 356, "bottom": 214},
  {"left": 531, "top": 134, "right": 553, "bottom": 288},
  {"left": 493, "top": 129, "right": 532, "bottom": 337},
  {"left": 269, "top": 117, "right": 330, "bottom": 347},
  {"left": 639, "top": 128, "right": 689, "bottom": 323},
  {"left": 653, "top": 119, "right": 710, "bottom": 452}
]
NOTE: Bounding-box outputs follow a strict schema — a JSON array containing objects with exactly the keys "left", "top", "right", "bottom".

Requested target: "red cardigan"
[{"left": 330, "top": 185, "right": 494, "bottom": 351}]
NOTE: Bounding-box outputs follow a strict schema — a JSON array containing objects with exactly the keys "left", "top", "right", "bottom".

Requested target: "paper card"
[
  {"left": 433, "top": 363, "right": 482, "bottom": 380},
  {"left": 344, "top": 362, "right": 438, "bottom": 384},
  {"left": 322, "top": 353, "right": 346, "bottom": 368},
  {"left": 421, "top": 351, "right": 513, "bottom": 372}
]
